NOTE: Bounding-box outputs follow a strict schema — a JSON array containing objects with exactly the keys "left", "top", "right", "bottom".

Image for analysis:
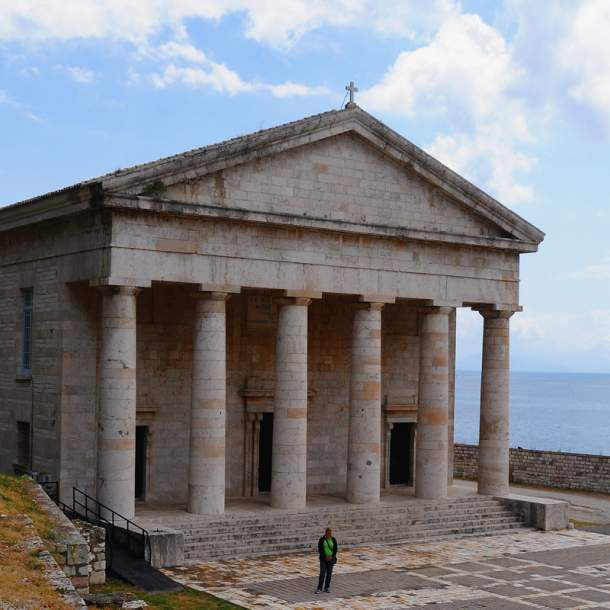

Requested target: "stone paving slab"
[
  {"left": 164, "top": 530, "right": 610, "bottom": 609},
  {"left": 244, "top": 568, "right": 437, "bottom": 603},
  {"left": 407, "top": 598, "right": 536, "bottom": 609},
  {"left": 519, "top": 544, "right": 610, "bottom": 569}
]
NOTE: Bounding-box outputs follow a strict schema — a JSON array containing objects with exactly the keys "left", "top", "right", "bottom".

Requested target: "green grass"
[
  {"left": 0, "top": 474, "right": 73, "bottom": 610},
  {"left": 0, "top": 473, "right": 56, "bottom": 540},
  {"left": 91, "top": 577, "right": 244, "bottom": 609}
]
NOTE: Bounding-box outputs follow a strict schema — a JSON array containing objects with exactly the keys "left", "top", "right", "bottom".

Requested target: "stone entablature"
[{"left": 0, "top": 104, "right": 544, "bottom": 520}]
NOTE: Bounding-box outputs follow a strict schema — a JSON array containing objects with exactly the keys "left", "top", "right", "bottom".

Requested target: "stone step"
[
  {"left": 177, "top": 497, "right": 529, "bottom": 561},
  {"left": 155, "top": 496, "right": 501, "bottom": 527},
  {"left": 176, "top": 506, "right": 516, "bottom": 535},
  {"left": 183, "top": 515, "right": 523, "bottom": 546},
  {"left": 169, "top": 498, "right": 505, "bottom": 531},
  {"left": 180, "top": 511, "right": 520, "bottom": 540},
  {"left": 184, "top": 523, "right": 529, "bottom": 560}
]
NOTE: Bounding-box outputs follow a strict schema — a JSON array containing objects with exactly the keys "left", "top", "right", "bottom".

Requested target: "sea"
[{"left": 455, "top": 371, "right": 610, "bottom": 455}]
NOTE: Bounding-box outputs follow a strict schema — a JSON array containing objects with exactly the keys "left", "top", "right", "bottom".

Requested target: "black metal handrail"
[{"left": 69, "top": 488, "right": 151, "bottom": 565}]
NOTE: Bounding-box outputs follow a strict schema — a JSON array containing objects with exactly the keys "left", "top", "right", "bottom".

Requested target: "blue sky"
[{"left": 1, "top": 0, "right": 610, "bottom": 373}]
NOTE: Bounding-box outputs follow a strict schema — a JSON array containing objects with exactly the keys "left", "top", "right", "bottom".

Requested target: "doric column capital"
[
  {"left": 97, "top": 285, "right": 141, "bottom": 298},
  {"left": 474, "top": 305, "right": 521, "bottom": 319},
  {"left": 418, "top": 305, "right": 454, "bottom": 316},
  {"left": 191, "top": 290, "right": 232, "bottom": 302}
]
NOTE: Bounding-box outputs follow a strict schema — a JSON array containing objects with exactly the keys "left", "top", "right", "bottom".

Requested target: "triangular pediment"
[
  {"left": 156, "top": 132, "right": 505, "bottom": 242},
  {"left": 99, "top": 107, "right": 543, "bottom": 248},
  {"left": 0, "top": 106, "right": 544, "bottom": 249}
]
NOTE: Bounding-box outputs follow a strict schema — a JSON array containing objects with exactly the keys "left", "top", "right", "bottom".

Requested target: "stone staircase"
[{"left": 161, "top": 496, "right": 528, "bottom": 561}]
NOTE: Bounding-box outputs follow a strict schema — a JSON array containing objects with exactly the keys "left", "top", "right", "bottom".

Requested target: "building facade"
[{"left": 0, "top": 106, "right": 544, "bottom": 519}]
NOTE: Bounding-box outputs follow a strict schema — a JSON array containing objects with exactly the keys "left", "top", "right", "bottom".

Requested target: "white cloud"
[
  {"left": 458, "top": 306, "right": 610, "bottom": 373},
  {"left": 0, "top": 0, "right": 459, "bottom": 50},
  {"left": 360, "top": 13, "right": 536, "bottom": 205},
  {"left": 265, "top": 81, "right": 330, "bottom": 98},
  {"left": 151, "top": 62, "right": 254, "bottom": 95},
  {"left": 150, "top": 60, "right": 329, "bottom": 99},
  {"left": 512, "top": 309, "right": 610, "bottom": 356},
  {"left": 58, "top": 65, "right": 96, "bottom": 84},
  {"left": 157, "top": 41, "right": 207, "bottom": 64},
  {"left": 559, "top": 0, "right": 610, "bottom": 131},
  {"left": 0, "top": 88, "right": 41, "bottom": 121},
  {"left": 580, "top": 255, "right": 610, "bottom": 280}
]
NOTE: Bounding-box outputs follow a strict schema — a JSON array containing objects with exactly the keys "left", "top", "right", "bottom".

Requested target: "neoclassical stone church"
[{"left": 0, "top": 103, "right": 544, "bottom": 523}]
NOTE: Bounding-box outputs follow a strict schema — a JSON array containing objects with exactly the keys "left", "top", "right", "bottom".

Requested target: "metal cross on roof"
[{"left": 345, "top": 81, "right": 358, "bottom": 105}]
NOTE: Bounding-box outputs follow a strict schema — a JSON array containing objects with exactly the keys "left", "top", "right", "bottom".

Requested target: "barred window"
[{"left": 21, "top": 288, "right": 33, "bottom": 373}]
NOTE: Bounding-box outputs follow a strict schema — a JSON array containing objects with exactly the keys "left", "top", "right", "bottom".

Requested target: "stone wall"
[
  {"left": 136, "top": 285, "right": 422, "bottom": 502},
  {"left": 454, "top": 443, "right": 610, "bottom": 494},
  {"left": 77, "top": 521, "right": 106, "bottom": 586},
  {"left": 165, "top": 133, "right": 503, "bottom": 240},
  {"left": 30, "top": 483, "right": 105, "bottom": 594},
  {"left": 0, "top": 212, "right": 108, "bottom": 496}
]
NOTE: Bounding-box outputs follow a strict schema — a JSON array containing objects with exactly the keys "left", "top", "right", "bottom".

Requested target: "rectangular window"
[
  {"left": 16, "top": 421, "right": 31, "bottom": 467},
  {"left": 21, "top": 288, "right": 33, "bottom": 373}
]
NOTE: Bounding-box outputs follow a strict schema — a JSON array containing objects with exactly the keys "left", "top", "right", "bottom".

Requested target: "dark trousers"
[{"left": 318, "top": 559, "right": 333, "bottom": 590}]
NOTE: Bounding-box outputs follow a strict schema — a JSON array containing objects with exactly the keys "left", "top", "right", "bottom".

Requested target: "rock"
[
  {"left": 122, "top": 601, "right": 148, "bottom": 609},
  {"left": 83, "top": 591, "right": 135, "bottom": 606}
]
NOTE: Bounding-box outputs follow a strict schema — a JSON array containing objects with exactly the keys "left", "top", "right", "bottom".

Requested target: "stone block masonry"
[
  {"left": 455, "top": 443, "right": 610, "bottom": 494},
  {"left": 30, "top": 483, "right": 106, "bottom": 593}
]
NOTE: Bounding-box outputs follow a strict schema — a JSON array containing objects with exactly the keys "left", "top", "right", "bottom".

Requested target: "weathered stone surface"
[
  {"left": 415, "top": 308, "right": 451, "bottom": 500},
  {"left": 0, "top": 105, "right": 544, "bottom": 537},
  {"left": 188, "top": 292, "right": 228, "bottom": 515},
  {"left": 499, "top": 494, "right": 569, "bottom": 531},
  {"left": 347, "top": 303, "right": 383, "bottom": 504},
  {"left": 271, "top": 298, "right": 310, "bottom": 509},
  {"left": 97, "top": 286, "right": 138, "bottom": 519},
  {"left": 455, "top": 444, "right": 610, "bottom": 495},
  {"left": 478, "top": 310, "right": 513, "bottom": 497},
  {"left": 146, "top": 528, "right": 184, "bottom": 568}
]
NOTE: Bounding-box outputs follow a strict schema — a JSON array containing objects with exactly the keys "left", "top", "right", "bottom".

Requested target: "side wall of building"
[{"left": 0, "top": 212, "right": 108, "bottom": 490}]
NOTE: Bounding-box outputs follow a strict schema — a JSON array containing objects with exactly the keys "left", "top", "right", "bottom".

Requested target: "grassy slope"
[
  {"left": 0, "top": 473, "right": 72, "bottom": 610},
  {"left": 0, "top": 473, "right": 242, "bottom": 609}
]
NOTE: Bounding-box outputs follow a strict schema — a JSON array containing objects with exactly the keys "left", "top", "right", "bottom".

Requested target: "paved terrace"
[{"left": 164, "top": 529, "right": 610, "bottom": 609}]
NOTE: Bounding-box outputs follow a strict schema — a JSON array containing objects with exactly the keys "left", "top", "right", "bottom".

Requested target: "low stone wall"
[
  {"left": 20, "top": 514, "right": 87, "bottom": 608},
  {"left": 454, "top": 444, "right": 610, "bottom": 494},
  {"left": 31, "top": 483, "right": 106, "bottom": 593},
  {"left": 77, "top": 520, "right": 106, "bottom": 586}
]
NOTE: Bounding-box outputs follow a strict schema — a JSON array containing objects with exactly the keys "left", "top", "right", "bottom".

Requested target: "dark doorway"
[
  {"left": 258, "top": 413, "right": 273, "bottom": 493},
  {"left": 135, "top": 426, "right": 148, "bottom": 500},
  {"left": 389, "top": 423, "right": 413, "bottom": 485}
]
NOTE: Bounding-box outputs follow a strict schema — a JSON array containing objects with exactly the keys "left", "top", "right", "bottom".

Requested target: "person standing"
[{"left": 316, "top": 527, "right": 338, "bottom": 594}]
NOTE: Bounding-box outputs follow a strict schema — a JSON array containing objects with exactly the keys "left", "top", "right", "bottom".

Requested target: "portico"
[
  {"left": 0, "top": 104, "right": 544, "bottom": 526},
  {"left": 92, "top": 283, "right": 520, "bottom": 520}
]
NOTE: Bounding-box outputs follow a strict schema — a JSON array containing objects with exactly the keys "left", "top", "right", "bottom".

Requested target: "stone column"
[
  {"left": 271, "top": 297, "right": 310, "bottom": 510},
  {"left": 188, "top": 292, "right": 229, "bottom": 514},
  {"left": 478, "top": 310, "right": 513, "bottom": 496},
  {"left": 97, "top": 286, "right": 139, "bottom": 519},
  {"left": 415, "top": 307, "right": 451, "bottom": 500},
  {"left": 347, "top": 302, "right": 383, "bottom": 504}
]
